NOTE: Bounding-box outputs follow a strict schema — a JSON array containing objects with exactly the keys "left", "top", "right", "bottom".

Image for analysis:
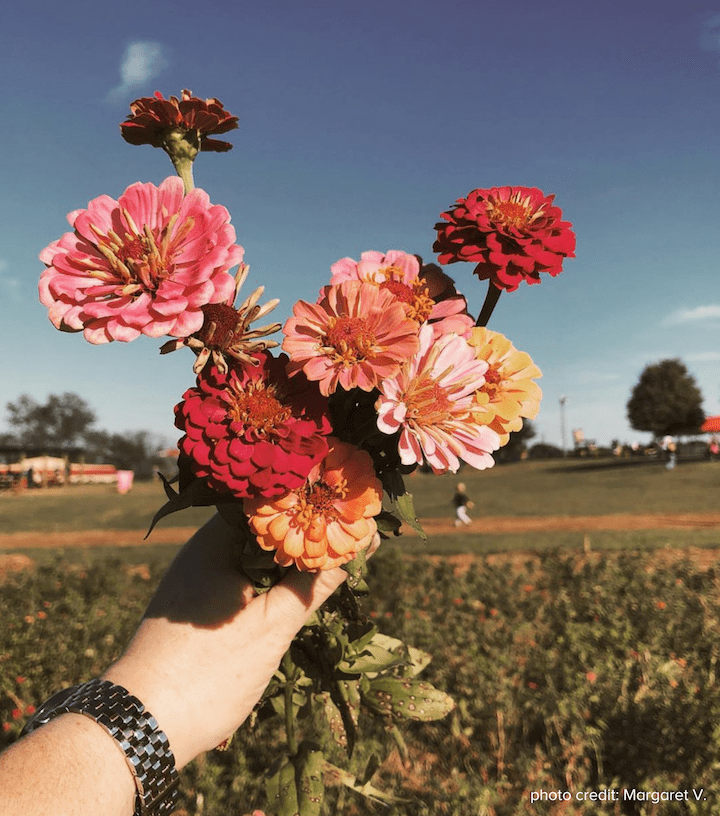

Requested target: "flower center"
[
  {"left": 481, "top": 366, "right": 502, "bottom": 399},
  {"left": 492, "top": 200, "right": 529, "bottom": 228},
  {"left": 380, "top": 280, "right": 414, "bottom": 303},
  {"left": 227, "top": 380, "right": 291, "bottom": 435},
  {"left": 379, "top": 279, "right": 434, "bottom": 324},
  {"left": 91, "top": 211, "right": 195, "bottom": 295},
  {"left": 323, "top": 317, "right": 377, "bottom": 363},
  {"left": 406, "top": 378, "right": 453, "bottom": 423},
  {"left": 197, "top": 304, "right": 241, "bottom": 349},
  {"left": 295, "top": 478, "right": 345, "bottom": 526}
]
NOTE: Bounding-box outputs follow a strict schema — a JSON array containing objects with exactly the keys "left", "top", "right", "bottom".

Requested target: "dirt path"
[{"left": 0, "top": 512, "right": 718, "bottom": 550}]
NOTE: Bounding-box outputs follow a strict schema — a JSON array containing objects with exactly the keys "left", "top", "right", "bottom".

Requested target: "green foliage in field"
[{"left": 4, "top": 549, "right": 720, "bottom": 814}]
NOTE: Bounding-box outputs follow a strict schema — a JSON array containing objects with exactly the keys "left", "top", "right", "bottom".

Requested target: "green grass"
[
  {"left": 404, "top": 458, "right": 720, "bottom": 517},
  {"left": 2, "top": 459, "right": 718, "bottom": 537},
  {"left": 0, "top": 481, "right": 215, "bottom": 534}
]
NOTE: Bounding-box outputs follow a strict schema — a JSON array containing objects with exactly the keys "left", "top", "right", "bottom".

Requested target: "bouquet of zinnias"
[{"left": 38, "top": 90, "right": 574, "bottom": 813}]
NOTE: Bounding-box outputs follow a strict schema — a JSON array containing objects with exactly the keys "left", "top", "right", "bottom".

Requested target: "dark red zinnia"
[
  {"left": 433, "top": 186, "right": 576, "bottom": 292},
  {"left": 120, "top": 89, "right": 239, "bottom": 152},
  {"left": 174, "top": 353, "right": 332, "bottom": 499}
]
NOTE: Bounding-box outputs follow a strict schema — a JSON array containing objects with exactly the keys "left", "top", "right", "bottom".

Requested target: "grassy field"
[
  {"left": 1, "top": 458, "right": 719, "bottom": 533},
  {"left": 406, "top": 457, "right": 720, "bottom": 517}
]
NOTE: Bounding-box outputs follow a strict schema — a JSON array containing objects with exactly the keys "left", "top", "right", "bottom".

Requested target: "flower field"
[{"left": 3, "top": 535, "right": 720, "bottom": 813}]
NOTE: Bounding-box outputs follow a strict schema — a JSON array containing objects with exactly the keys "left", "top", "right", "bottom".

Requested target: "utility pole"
[{"left": 559, "top": 395, "right": 567, "bottom": 456}]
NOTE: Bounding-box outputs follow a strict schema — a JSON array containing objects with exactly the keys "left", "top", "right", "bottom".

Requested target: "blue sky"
[{"left": 2, "top": 0, "right": 719, "bottom": 450}]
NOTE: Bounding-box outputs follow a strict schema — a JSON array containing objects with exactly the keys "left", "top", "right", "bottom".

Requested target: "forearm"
[{"left": 0, "top": 713, "right": 135, "bottom": 816}]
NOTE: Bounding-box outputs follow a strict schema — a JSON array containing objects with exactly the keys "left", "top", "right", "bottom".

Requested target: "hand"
[{"left": 103, "top": 513, "right": 350, "bottom": 769}]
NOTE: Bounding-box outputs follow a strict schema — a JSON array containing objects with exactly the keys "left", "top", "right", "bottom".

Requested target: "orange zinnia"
[
  {"left": 244, "top": 438, "right": 382, "bottom": 572},
  {"left": 467, "top": 327, "right": 542, "bottom": 445}
]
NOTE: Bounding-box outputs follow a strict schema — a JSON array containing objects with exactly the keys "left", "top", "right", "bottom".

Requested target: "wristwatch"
[{"left": 21, "top": 679, "right": 179, "bottom": 815}]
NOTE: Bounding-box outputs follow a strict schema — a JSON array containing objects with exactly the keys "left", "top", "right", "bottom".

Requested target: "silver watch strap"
[{"left": 22, "top": 679, "right": 179, "bottom": 815}]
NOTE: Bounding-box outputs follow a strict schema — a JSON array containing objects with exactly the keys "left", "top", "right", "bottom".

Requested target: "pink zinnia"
[
  {"left": 433, "top": 186, "right": 576, "bottom": 292},
  {"left": 376, "top": 325, "right": 500, "bottom": 473},
  {"left": 330, "top": 250, "right": 473, "bottom": 338},
  {"left": 282, "top": 281, "right": 420, "bottom": 396},
  {"left": 39, "top": 177, "right": 242, "bottom": 344},
  {"left": 174, "top": 353, "right": 332, "bottom": 499}
]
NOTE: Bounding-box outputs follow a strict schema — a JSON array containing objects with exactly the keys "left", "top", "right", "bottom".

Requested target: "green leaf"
[
  {"left": 314, "top": 691, "right": 348, "bottom": 750},
  {"left": 395, "top": 492, "right": 426, "bottom": 541},
  {"left": 265, "top": 758, "right": 299, "bottom": 816},
  {"left": 342, "top": 548, "right": 368, "bottom": 591},
  {"left": 296, "top": 743, "right": 325, "bottom": 815},
  {"left": 339, "top": 641, "right": 405, "bottom": 675},
  {"left": 363, "top": 677, "right": 455, "bottom": 721},
  {"left": 145, "top": 472, "right": 235, "bottom": 538},
  {"left": 380, "top": 467, "right": 405, "bottom": 500},
  {"left": 324, "top": 761, "right": 406, "bottom": 805},
  {"left": 374, "top": 510, "right": 402, "bottom": 536}
]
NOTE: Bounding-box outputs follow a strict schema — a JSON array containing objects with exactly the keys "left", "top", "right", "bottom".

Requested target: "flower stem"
[
  {"left": 476, "top": 280, "right": 502, "bottom": 327},
  {"left": 282, "top": 651, "right": 298, "bottom": 756},
  {"left": 171, "top": 155, "right": 195, "bottom": 194}
]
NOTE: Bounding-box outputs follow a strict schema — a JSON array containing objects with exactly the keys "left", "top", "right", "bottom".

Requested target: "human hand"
[{"left": 103, "top": 513, "right": 355, "bottom": 769}]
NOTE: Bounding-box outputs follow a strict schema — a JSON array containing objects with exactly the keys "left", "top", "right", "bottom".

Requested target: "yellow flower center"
[
  {"left": 323, "top": 317, "right": 377, "bottom": 363},
  {"left": 227, "top": 380, "right": 290, "bottom": 435},
  {"left": 380, "top": 279, "right": 435, "bottom": 324},
  {"left": 295, "top": 478, "right": 347, "bottom": 526},
  {"left": 91, "top": 211, "right": 195, "bottom": 295},
  {"left": 492, "top": 200, "right": 530, "bottom": 228},
  {"left": 406, "top": 378, "right": 453, "bottom": 423},
  {"left": 481, "top": 366, "right": 503, "bottom": 399}
]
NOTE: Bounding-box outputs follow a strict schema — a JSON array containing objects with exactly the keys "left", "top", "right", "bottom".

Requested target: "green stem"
[
  {"left": 282, "top": 652, "right": 298, "bottom": 756},
  {"left": 171, "top": 155, "right": 195, "bottom": 194},
  {"left": 476, "top": 279, "right": 502, "bottom": 327}
]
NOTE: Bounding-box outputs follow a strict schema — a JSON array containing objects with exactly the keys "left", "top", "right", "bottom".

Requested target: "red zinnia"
[
  {"left": 120, "top": 89, "right": 239, "bottom": 152},
  {"left": 433, "top": 186, "right": 576, "bottom": 292},
  {"left": 174, "top": 353, "right": 332, "bottom": 499}
]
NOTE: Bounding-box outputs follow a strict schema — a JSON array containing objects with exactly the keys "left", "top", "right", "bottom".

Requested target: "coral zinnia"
[
  {"left": 175, "top": 353, "right": 332, "bottom": 499},
  {"left": 282, "top": 281, "right": 420, "bottom": 396},
  {"left": 39, "top": 177, "right": 243, "bottom": 344},
  {"left": 330, "top": 250, "right": 473, "bottom": 337},
  {"left": 433, "top": 186, "right": 576, "bottom": 292},
  {"left": 244, "top": 438, "right": 382, "bottom": 571},
  {"left": 120, "top": 89, "right": 239, "bottom": 153},
  {"left": 376, "top": 325, "right": 500, "bottom": 473},
  {"left": 467, "top": 328, "right": 542, "bottom": 446}
]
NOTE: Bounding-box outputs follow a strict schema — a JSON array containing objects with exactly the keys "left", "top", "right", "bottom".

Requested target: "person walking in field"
[{"left": 453, "top": 482, "right": 473, "bottom": 527}]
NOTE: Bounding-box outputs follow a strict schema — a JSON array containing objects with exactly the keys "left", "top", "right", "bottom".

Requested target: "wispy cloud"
[
  {"left": 686, "top": 351, "right": 720, "bottom": 363},
  {"left": 664, "top": 304, "right": 720, "bottom": 325},
  {"left": 701, "top": 14, "right": 720, "bottom": 51},
  {"left": 0, "top": 259, "right": 22, "bottom": 303},
  {"left": 105, "top": 41, "right": 169, "bottom": 103}
]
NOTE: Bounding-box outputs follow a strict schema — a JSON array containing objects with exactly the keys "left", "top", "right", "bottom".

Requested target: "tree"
[
  {"left": 6, "top": 393, "right": 96, "bottom": 448},
  {"left": 626, "top": 359, "right": 705, "bottom": 439},
  {"left": 84, "top": 429, "right": 165, "bottom": 480},
  {"left": 496, "top": 419, "right": 537, "bottom": 463}
]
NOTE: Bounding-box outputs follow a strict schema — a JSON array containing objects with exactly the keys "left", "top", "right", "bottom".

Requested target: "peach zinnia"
[
  {"left": 282, "top": 281, "right": 419, "bottom": 396},
  {"left": 467, "top": 328, "right": 542, "bottom": 446},
  {"left": 376, "top": 325, "right": 500, "bottom": 473},
  {"left": 433, "top": 186, "right": 576, "bottom": 292},
  {"left": 330, "top": 250, "right": 473, "bottom": 337},
  {"left": 39, "top": 177, "right": 242, "bottom": 344},
  {"left": 244, "top": 439, "right": 382, "bottom": 572}
]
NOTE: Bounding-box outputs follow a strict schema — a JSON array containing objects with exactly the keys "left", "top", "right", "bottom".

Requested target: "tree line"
[{"left": 0, "top": 393, "right": 168, "bottom": 480}]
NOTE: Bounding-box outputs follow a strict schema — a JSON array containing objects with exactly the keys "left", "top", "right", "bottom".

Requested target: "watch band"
[{"left": 22, "top": 679, "right": 179, "bottom": 815}]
